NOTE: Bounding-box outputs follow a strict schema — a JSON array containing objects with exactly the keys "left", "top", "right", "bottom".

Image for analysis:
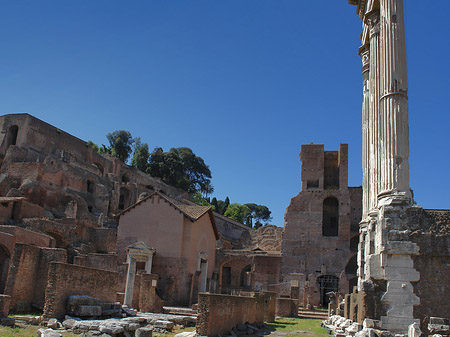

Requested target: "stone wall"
[
  {"left": 0, "top": 113, "right": 188, "bottom": 223},
  {"left": 4, "top": 243, "right": 66, "bottom": 312},
  {"left": 196, "top": 292, "right": 276, "bottom": 337},
  {"left": 410, "top": 209, "right": 450, "bottom": 329},
  {"left": 43, "top": 262, "right": 119, "bottom": 319},
  {"left": 74, "top": 253, "right": 118, "bottom": 271},
  {"left": 214, "top": 213, "right": 252, "bottom": 249}
]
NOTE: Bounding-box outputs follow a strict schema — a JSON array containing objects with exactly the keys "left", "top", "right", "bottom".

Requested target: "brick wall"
[
  {"left": 43, "top": 262, "right": 119, "bottom": 319},
  {"left": 32, "top": 248, "right": 67, "bottom": 309},
  {"left": 4, "top": 243, "right": 40, "bottom": 312},
  {"left": 4, "top": 244, "right": 66, "bottom": 312},
  {"left": 411, "top": 233, "right": 450, "bottom": 328},
  {"left": 196, "top": 292, "right": 275, "bottom": 336},
  {"left": 74, "top": 253, "right": 117, "bottom": 271}
]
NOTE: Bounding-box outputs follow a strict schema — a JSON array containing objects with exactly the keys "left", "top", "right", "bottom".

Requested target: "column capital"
[
  {"left": 359, "top": 45, "right": 370, "bottom": 68},
  {"left": 366, "top": 12, "right": 380, "bottom": 35}
]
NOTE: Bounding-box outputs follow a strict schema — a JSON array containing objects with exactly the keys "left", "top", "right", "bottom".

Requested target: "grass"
[
  {"left": 0, "top": 325, "right": 78, "bottom": 337},
  {"left": 263, "top": 317, "right": 329, "bottom": 337}
]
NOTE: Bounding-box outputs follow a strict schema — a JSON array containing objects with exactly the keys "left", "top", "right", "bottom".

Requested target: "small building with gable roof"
[{"left": 117, "top": 191, "right": 219, "bottom": 306}]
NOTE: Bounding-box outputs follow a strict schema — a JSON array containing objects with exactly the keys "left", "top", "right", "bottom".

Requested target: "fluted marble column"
[
  {"left": 367, "top": 12, "right": 381, "bottom": 212},
  {"left": 378, "top": 0, "right": 410, "bottom": 201},
  {"left": 360, "top": 46, "right": 370, "bottom": 219}
]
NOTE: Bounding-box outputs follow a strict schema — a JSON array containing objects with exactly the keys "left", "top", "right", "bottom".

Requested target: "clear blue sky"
[{"left": 1, "top": 1, "right": 449, "bottom": 226}]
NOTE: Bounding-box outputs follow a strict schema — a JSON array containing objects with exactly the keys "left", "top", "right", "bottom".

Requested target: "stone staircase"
[
  {"left": 298, "top": 308, "right": 329, "bottom": 320},
  {"left": 163, "top": 306, "right": 198, "bottom": 316}
]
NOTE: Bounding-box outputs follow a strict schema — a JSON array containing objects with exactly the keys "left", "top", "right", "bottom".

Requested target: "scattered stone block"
[
  {"left": 408, "top": 322, "right": 422, "bottom": 337},
  {"left": 74, "top": 305, "right": 102, "bottom": 317},
  {"left": 122, "top": 305, "right": 137, "bottom": 316},
  {"left": 37, "top": 328, "right": 62, "bottom": 337},
  {"left": 174, "top": 332, "right": 197, "bottom": 337},
  {"left": 430, "top": 318, "right": 449, "bottom": 325},
  {"left": 154, "top": 320, "right": 174, "bottom": 331},
  {"left": 346, "top": 322, "right": 362, "bottom": 334},
  {"left": 47, "top": 318, "right": 59, "bottom": 329},
  {"left": 136, "top": 327, "right": 153, "bottom": 337}
]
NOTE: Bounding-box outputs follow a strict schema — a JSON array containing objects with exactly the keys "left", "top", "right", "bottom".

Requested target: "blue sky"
[{"left": 1, "top": 1, "right": 449, "bottom": 226}]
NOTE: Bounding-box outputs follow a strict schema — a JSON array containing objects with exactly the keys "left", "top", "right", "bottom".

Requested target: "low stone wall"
[
  {"left": 275, "top": 298, "right": 298, "bottom": 317},
  {"left": 43, "top": 262, "right": 119, "bottom": 319},
  {"left": 196, "top": 292, "right": 275, "bottom": 337}
]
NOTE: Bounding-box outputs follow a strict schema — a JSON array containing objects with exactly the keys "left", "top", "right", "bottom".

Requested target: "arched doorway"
[
  {"left": 317, "top": 275, "right": 339, "bottom": 307},
  {"left": 0, "top": 245, "right": 11, "bottom": 293},
  {"left": 240, "top": 265, "right": 252, "bottom": 291}
]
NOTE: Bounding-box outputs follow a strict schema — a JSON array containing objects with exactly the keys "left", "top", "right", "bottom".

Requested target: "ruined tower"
[
  {"left": 282, "top": 144, "right": 361, "bottom": 307},
  {"left": 349, "top": 0, "right": 420, "bottom": 332}
]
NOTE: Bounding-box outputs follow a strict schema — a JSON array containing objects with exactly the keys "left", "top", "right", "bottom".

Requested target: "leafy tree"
[
  {"left": 224, "top": 196, "right": 230, "bottom": 210},
  {"left": 211, "top": 197, "right": 218, "bottom": 212},
  {"left": 131, "top": 137, "right": 150, "bottom": 172},
  {"left": 148, "top": 147, "right": 212, "bottom": 195},
  {"left": 224, "top": 203, "right": 251, "bottom": 225},
  {"left": 87, "top": 140, "right": 99, "bottom": 152},
  {"left": 210, "top": 196, "right": 230, "bottom": 215},
  {"left": 99, "top": 144, "right": 111, "bottom": 155},
  {"left": 106, "top": 130, "right": 134, "bottom": 163},
  {"left": 245, "top": 203, "right": 272, "bottom": 229},
  {"left": 191, "top": 192, "right": 211, "bottom": 206}
]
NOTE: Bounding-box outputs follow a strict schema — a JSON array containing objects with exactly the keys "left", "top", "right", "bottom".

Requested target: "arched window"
[{"left": 323, "top": 197, "right": 339, "bottom": 236}]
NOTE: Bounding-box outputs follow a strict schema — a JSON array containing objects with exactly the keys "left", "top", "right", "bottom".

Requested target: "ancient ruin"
[
  {"left": 282, "top": 144, "right": 361, "bottom": 308},
  {"left": 0, "top": 1, "right": 449, "bottom": 333},
  {"left": 346, "top": 0, "right": 450, "bottom": 333}
]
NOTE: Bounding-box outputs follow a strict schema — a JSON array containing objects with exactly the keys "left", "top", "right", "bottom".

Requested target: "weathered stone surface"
[
  {"left": 153, "top": 320, "right": 174, "bottom": 331},
  {"left": 46, "top": 318, "right": 59, "bottom": 329},
  {"left": 408, "top": 322, "right": 422, "bottom": 337},
  {"left": 174, "top": 331, "right": 196, "bottom": 337},
  {"left": 430, "top": 317, "right": 449, "bottom": 325},
  {"left": 428, "top": 324, "right": 450, "bottom": 334},
  {"left": 136, "top": 327, "right": 153, "bottom": 337},
  {"left": 37, "top": 328, "right": 62, "bottom": 337},
  {"left": 74, "top": 305, "right": 102, "bottom": 317}
]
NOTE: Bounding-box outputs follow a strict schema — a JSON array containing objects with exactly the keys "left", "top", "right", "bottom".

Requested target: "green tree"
[
  {"left": 106, "top": 130, "right": 134, "bottom": 163},
  {"left": 148, "top": 147, "right": 212, "bottom": 195},
  {"left": 191, "top": 192, "right": 212, "bottom": 206},
  {"left": 224, "top": 203, "right": 251, "bottom": 225},
  {"left": 131, "top": 137, "right": 150, "bottom": 172},
  {"left": 245, "top": 203, "right": 272, "bottom": 228},
  {"left": 87, "top": 140, "right": 99, "bottom": 152}
]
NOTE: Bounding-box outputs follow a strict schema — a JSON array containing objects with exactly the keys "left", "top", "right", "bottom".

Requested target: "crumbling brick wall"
[
  {"left": 196, "top": 292, "right": 275, "bottom": 336},
  {"left": 409, "top": 209, "right": 450, "bottom": 327},
  {"left": 43, "top": 262, "right": 119, "bottom": 319},
  {"left": 4, "top": 244, "right": 66, "bottom": 312}
]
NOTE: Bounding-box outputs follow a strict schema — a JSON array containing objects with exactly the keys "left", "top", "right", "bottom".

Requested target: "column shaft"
[{"left": 378, "top": 0, "right": 410, "bottom": 197}]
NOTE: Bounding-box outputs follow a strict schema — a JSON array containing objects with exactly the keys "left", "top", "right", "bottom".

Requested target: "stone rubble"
[
  {"left": 428, "top": 317, "right": 450, "bottom": 335},
  {"left": 35, "top": 312, "right": 198, "bottom": 337},
  {"left": 321, "top": 315, "right": 450, "bottom": 337}
]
